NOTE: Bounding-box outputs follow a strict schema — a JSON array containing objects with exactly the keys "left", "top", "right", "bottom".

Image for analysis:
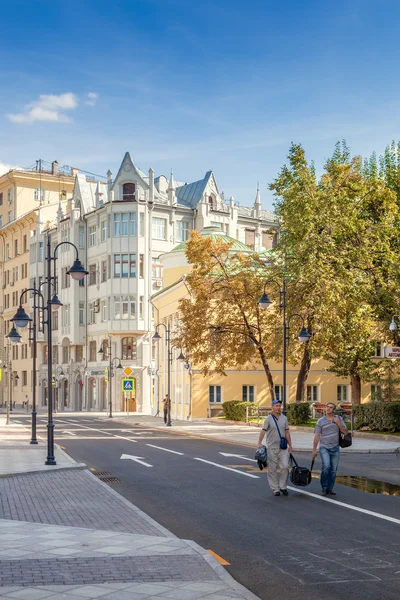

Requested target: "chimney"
[
  {"left": 51, "top": 161, "right": 59, "bottom": 175},
  {"left": 71, "top": 168, "right": 79, "bottom": 177}
]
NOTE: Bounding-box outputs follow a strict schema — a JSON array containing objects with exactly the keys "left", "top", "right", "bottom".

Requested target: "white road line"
[
  {"left": 57, "top": 420, "right": 138, "bottom": 443},
  {"left": 287, "top": 486, "right": 400, "bottom": 525},
  {"left": 219, "top": 452, "right": 257, "bottom": 462},
  {"left": 194, "top": 458, "right": 259, "bottom": 479},
  {"left": 146, "top": 444, "right": 184, "bottom": 455},
  {"left": 120, "top": 454, "right": 153, "bottom": 468}
]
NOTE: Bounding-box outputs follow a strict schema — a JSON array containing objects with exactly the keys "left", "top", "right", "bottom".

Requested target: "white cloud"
[
  {"left": 0, "top": 161, "right": 19, "bottom": 176},
  {"left": 85, "top": 92, "right": 98, "bottom": 106},
  {"left": 7, "top": 93, "right": 78, "bottom": 123}
]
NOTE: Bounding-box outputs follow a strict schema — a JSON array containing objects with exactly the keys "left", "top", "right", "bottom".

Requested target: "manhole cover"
[
  {"left": 93, "top": 471, "right": 111, "bottom": 477},
  {"left": 100, "top": 477, "right": 120, "bottom": 483}
]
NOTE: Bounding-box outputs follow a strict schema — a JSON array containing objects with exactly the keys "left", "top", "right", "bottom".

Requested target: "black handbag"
[
  {"left": 290, "top": 454, "right": 314, "bottom": 487},
  {"left": 271, "top": 415, "right": 288, "bottom": 450},
  {"left": 339, "top": 431, "right": 352, "bottom": 448}
]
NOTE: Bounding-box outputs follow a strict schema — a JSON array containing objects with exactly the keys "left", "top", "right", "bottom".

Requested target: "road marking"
[
  {"left": 219, "top": 452, "right": 256, "bottom": 462},
  {"left": 62, "top": 431, "right": 77, "bottom": 436},
  {"left": 194, "top": 458, "right": 259, "bottom": 479},
  {"left": 57, "top": 420, "right": 138, "bottom": 443},
  {"left": 120, "top": 453, "right": 153, "bottom": 468},
  {"left": 146, "top": 444, "right": 184, "bottom": 455},
  {"left": 287, "top": 486, "right": 400, "bottom": 525},
  {"left": 207, "top": 550, "right": 230, "bottom": 565}
]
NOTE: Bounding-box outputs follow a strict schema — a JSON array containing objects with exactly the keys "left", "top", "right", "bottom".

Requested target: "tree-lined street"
[{"left": 15, "top": 414, "right": 400, "bottom": 600}]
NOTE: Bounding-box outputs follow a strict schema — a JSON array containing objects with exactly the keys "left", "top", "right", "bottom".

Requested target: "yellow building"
[
  {"left": 152, "top": 227, "right": 382, "bottom": 420},
  {"left": 0, "top": 162, "right": 75, "bottom": 408}
]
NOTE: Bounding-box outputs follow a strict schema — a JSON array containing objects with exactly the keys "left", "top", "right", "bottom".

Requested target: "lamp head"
[
  {"left": 116, "top": 361, "right": 123, "bottom": 369},
  {"left": 11, "top": 305, "right": 32, "bottom": 329},
  {"left": 153, "top": 331, "right": 162, "bottom": 341},
  {"left": 297, "top": 326, "right": 312, "bottom": 343},
  {"left": 67, "top": 258, "right": 89, "bottom": 281},
  {"left": 258, "top": 292, "right": 272, "bottom": 310},
  {"left": 50, "top": 294, "right": 63, "bottom": 312},
  {"left": 6, "top": 325, "right": 22, "bottom": 344},
  {"left": 389, "top": 318, "right": 397, "bottom": 332},
  {"left": 177, "top": 350, "right": 185, "bottom": 361}
]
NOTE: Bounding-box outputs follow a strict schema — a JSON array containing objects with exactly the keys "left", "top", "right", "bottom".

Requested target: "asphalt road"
[{"left": 16, "top": 414, "right": 400, "bottom": 600}]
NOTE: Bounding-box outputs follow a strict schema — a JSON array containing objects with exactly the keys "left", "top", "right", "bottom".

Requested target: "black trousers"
[{"left": 163, "top": 408, "right": 168, "bottom": 423}]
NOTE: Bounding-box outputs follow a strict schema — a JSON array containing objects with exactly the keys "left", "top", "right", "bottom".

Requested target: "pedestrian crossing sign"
[{"left": 122, "top": 378, "right": 135, "bottom": 392}]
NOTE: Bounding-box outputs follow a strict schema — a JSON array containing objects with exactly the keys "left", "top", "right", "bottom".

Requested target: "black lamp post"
[
  {"left": 258, "top": 280, "right": 311, "bottom": 414},
  {"left": 153, "top": 324, "right": 185, "bottom": 426},
  {"left": 10, "top": 238, "right": 88, "bottom": 465},
  {"left": 6, "top": 326, "right": 21, "bottom": 418},
  {"left": 98, "top": 338, "right": 122, "bottom": 418}
]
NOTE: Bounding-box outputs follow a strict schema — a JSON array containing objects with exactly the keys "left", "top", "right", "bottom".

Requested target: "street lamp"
[
  {"left": 258, "top": 279, "right": 311, "bottom": 414},
  {"left": 389, "top": 315, "right": 400, "bottom": 333},
  {"left": 153, "top": 323, "right": 185, "bottom": 426},
  {"left": 98, "top": 338, "right": 123, "bottom": 418}
]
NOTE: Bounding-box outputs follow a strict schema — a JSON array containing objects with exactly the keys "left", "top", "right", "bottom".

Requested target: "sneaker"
[
  {"left": 281, "top": 489, "right": 289, "bottom": 496},
  {"left": 321, "top": 489, "right": 328, "bottom": 496},
  {"left": 327, "top": 490, "right": 336, "bottom": 495},
  {"left": 274, "top": 491, "right": 281, "bottom": 496}
]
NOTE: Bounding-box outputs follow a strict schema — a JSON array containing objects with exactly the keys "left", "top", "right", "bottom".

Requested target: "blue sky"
[{"left": 1, "top": 0, "right": 400, "bottom": 209}]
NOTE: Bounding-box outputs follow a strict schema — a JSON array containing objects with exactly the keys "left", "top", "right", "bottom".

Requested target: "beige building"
[
  {"left": 0, "top": 161, "right": 76, "bottom": 408},
  {"left": 152, "top": 228, "right": 384, "bottom": 420}
]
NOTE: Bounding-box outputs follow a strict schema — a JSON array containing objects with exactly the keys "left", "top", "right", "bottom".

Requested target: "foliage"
[
  {"left": 286, "top": 402, "right": 311, "bottom": 425},
  {"left": 222, "top": 400, "right": 260, "bottom": 421},
  {"left": 177, "top": 231, "right": 281, "bottom": 401},
  {"left": 353, "top": 402, "right": 400, "bottom": 432},
  {"left": 373, "top": 360, "right": 400, "bottom": 402}
]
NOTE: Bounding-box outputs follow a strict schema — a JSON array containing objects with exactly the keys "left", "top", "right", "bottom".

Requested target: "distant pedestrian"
[
  {"left": 162, "top": 394, "right": 169, "bottom": 424},
  {"left": 312, "top": 402, "right": 348, "bottom": 496},
  {"left": 25, "top": 395, "right": 29, "bottom": 411},
  {"left": 257, "top": 399, "right": 293, "bottom": 496}
]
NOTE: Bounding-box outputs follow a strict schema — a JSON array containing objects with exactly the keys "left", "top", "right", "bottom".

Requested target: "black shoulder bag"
[{"left": 271, "top": 415, "right": 288, "bottom": 450}]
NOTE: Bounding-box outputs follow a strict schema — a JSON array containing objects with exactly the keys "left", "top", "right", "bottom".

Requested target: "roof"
[
  {"left": 238, "top": 205, "right": 276, "bottom": 222},
  {"left": 175, "top": 171, "right": 213, "bottom": 208},
  {"left": 169, "top": 226, "right": 254, "bottom": 254},
  {"left": 151, "top": 276, "right": 185, "bottom": 300}
]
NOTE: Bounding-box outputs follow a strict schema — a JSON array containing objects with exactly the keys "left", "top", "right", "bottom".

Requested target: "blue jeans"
[{"left": 319, "top": 446, "right": 340, "bottom": 491}]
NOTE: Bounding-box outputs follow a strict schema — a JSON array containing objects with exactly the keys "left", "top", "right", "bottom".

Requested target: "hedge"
[
  {"left": 222, "top": 400, "right": 260, "bottom": 421},
  {"left": 286, "top": 402, "right": 311, "bottom": 425},
  {"left": 353, "top": 402, "right": 400, "bottom": 432}
]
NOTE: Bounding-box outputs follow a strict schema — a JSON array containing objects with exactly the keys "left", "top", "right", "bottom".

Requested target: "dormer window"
[
  {"left": 208, "top": 195, "right": 214, "bottom": 208},
  {"left": 123, "top": 182, "right": 136, "bottom": 202}
]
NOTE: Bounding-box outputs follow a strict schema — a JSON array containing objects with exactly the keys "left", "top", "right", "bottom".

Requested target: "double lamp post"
[
  {"left": 98, "top": 336, "right": 123, "bottom": 418},
  {"left": 7, "top": 238, "right": 88, "bottom": 464}
]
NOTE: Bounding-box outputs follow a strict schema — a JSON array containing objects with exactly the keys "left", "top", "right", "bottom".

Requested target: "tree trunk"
[
  {"left": 350, "top": 373, "right": 361, "bottom": 404},
  {"left": 258, "top": 346, "right": 275, "bottom": 403},
  {"left": 296, "top": 344, "right": 311, "bottom": 403}
]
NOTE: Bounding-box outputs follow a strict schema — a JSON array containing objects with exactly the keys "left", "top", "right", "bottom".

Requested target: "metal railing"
[{"left": 245, "top": 404, "right": 271, "bottom": 425}]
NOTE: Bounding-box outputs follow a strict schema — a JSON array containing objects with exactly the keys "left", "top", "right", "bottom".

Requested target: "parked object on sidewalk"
[
  {"left": 254, "top": 445, "right": 268, "bottom": 470},
  {"left": 339, "top": 431, "right": 352, "bottom": 448},
  {"left": 290, "top": 454, "right": 314, "bottom": 486}
]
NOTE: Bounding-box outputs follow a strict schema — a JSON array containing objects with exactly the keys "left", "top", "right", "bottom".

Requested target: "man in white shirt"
[{"left": 257, "top": 399, "right": 293, "bottom": 496}]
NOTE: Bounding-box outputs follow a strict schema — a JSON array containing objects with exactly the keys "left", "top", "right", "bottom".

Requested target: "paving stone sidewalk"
[{"left": 0, "top": 419, "right": 260, "bottom": 600}]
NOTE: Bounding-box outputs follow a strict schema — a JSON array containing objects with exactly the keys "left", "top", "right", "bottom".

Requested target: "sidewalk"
[
  {"left": 104, "top": 414, "right": 400, "bottom": 453},
  {"left": 0, "top": 418, "right": 260, "bottom": 599}
]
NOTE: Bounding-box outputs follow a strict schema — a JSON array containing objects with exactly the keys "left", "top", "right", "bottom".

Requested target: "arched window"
[
  {"left": 208, "top": 195, "right": 214, "bottom": 208},
  {"left": 122, "top": 337, "right": 137, "bottom": 360},
  {"left": 123, "top": 183, "right": 136, "bottom": 202}
]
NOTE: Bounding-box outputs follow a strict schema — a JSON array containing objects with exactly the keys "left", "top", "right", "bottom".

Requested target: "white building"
[{"left": 32, "top": 152, "right": 277, "bottom": 414}]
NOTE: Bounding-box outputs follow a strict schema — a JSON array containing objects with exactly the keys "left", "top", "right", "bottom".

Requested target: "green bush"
[
  {"left": 222, "top": 400, "right": 260, "bottom": 421},
  {"left": 353, "top": 402, "right": 400, "bottom": 432},
  {"left": 287, "top": 402, "right": 311, "bottom": 425}
]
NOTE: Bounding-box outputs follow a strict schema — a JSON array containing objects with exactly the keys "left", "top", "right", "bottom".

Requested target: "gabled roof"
[
  {"left": 169, "top": 226, "right": 253, "bottom": 254},
  {"left": 111, "top": 152, "right": 150, "bottom": 191},
  {"left": 175, "top": 171, "right": 213, "bottom": 208}
]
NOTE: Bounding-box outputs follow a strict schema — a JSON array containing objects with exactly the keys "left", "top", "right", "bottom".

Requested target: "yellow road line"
[{"left": 207, "top": 549, "right": 230, "bottom": 565}]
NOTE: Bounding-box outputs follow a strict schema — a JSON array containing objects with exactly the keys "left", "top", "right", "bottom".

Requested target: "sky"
[{"left": 1, "top": 0, "right": 400, "bottom": 210}]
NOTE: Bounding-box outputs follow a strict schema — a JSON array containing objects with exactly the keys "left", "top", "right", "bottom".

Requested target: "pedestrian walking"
[
  {"left": 162, "top": 394, "right": 169, "bottom": 424},
  {"left": 257, "top": 399, "right": 293, "bottom": 496},
  {"left": 312, "top": 402, "right": 348, "bottom": 495},
  {"left": 25, "top": 394, "right": 29, "bottom": 411}
]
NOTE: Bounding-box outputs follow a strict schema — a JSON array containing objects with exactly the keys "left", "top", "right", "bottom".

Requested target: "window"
[
  {"left": 122, "top": 182, "right": 136, "bottom": 201},
  {"left": 34, "top": 188, "right": 44, "bottom": 201},
  {"left": 89, "top": 303, "right": 96, "bottom": 324},
  {"left": 122, "top": 337, "right": 137, "bottom": 360},
  {"left": 52, "top": 345, "right": 59, "bottom": 364},
  {"left": 374, "top": 342, "right": 382, "bottom": 357},
  {"left": 113, "top": 213, "right": 136, "bottom": 236},
  {"left": 139, "top": 254, "right": 144, "bottom": 277},
  {"left": 101, "top": 300, "right": 108, "bottom": 322},
  {"left": 152, "top": 258, "right": 162, "bottom": 279},
  {"left": 209, "top": 385, "right": 222, "bottom": 403},
  {"left": 139, "top": 296, "right": 144, "bottom": 319},
  {"left": 262, "top": 230, "right": 277, "bottom": 249},
  {"left": 62, "top": 305, "right": 70, "bottom": 326},
  {"left": 89, "top": 225, "right": 96, "bottom": 247},
  {"left": 43, "top": 345, "right": 48, "bottom": 363},
  {"left": 130, "top": 254, "right": 136, "bottom": 277},
  {"left": 245, "top": 229, "right": 255, "bottom": 248},
  {"left": 23, "top": 235, "right": 27, "bottom": 252},
  {"left": 22, "top": 371, "right": 27, "bottom": 386},
  {"left": 139, "top": 212, "right": 144, "bottom": 236},
  {"left": 89, "top": 264, "right": 97, "bottom": 286},
  {"left": 101, "top": 260, "right": 107, "bottom": 282},
  {"left": 75, "top": 345, "right": 83, "bottom": 362},
  {"left": 152, "top": 217, "right": 166, "bottom": 240},
  {"left": 114, "top": 254, "right": 121, "bottom": 277},
  {"left": 78, "top": 226, "right": 85, "bottom": 249},
  {"left": 62, "top": 345, "right": 69, "bottom": 364},
  {"left": 7, "top": 188, "right": 12, "bottom": 204},
  {"left": 371, "top": 384, "right": 382, "bottom": 402},
  {"left": 101, "top": 220, "right": 107, "bottom": 242},
  {"left": 242, "top": 385, "right": 255, "bottom": 402},
  {"left": 8, "top": 211, "right": 13, "bottom": 223},
  {"left": 14, "top": 239, "right": 18, "bottom": 257},
  {"left": 210, "top": 221, "right": 222, "bottom": 229},
  {"left": 337, "top": 385, "right": 348, "bottom": 403},
  {"left": 122, "top": 296, "right": 129, "bottom": 319},
  {"left": 52, "top": 311, "right": 58, "bottom": 330},
  {"left": 61, "top": 267, "right": 70, "bottom": 289},
  {"left": 5, "top": 244, "right": 10, "bottom": 260},
  {"left": 4, "top": 295, "right": 9, "bottom": 309},
  {"left": 306, "top": 385, "right": 318, "bottom": 403},
  {"left": 100, "top": 339, "right": 109, "bottom": 360},
  {"left": 176, "top": 221, "right": 189, "bottom": 242},
  {"left": 114, "top": 297, "right": 120, "bottom": 319},
  {"left": 113, "top": 254, "right": 135, "bottom": 277},
  {"left": 89, "top": 341, "right": 96, "bottom": 362},
  {"left": 61, "top": 228, "right": 69, "bottom": 251},
  {"left": 130, "top": 296, "right": 136, "bottom": 316},
  {"left": 39, "top": 242, "right": 44, "bottom": 262},
  {"left": 122, "top": 254, "right": 129, "bottom": 277},
  {"left": 21, "top": 263, "right": 28, "bottom": 279},
  {"left": 79, "top": 302, "right": 85, "bottom": 325},
  {"left": 274, "top": 385, "right": 284, "bottom": 402}
]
